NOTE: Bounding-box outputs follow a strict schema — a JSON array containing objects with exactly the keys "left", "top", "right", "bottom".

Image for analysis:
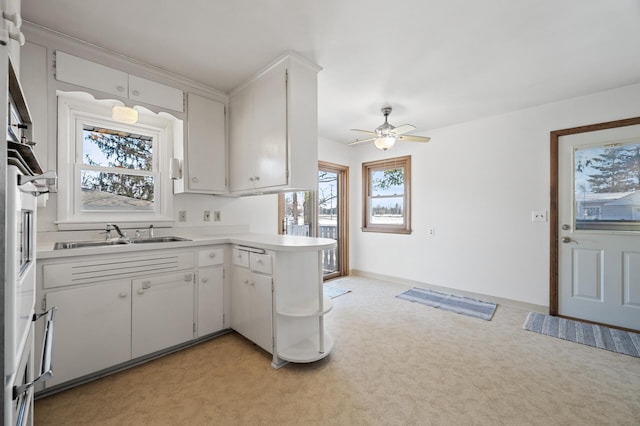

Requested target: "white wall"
[{"left": 334, "top": 83, "right": 640, "bottom": 307}]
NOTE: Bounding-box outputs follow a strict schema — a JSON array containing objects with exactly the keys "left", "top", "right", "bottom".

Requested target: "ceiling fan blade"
[
  {"left": 392, "top": 124, "right": 415, "bottom": 135},
  {"left": 348, "top": 137, "right": 376, "bottom": 146},
  {"left": 398, "top": 134, "right": 431, "bottom": 143},
  {"left": 350, "top": 128, "right": 377, "bottom": 135}
]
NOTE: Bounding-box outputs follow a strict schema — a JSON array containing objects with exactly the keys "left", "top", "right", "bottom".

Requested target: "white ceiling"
[{"left": 21, "top": 0, "right": 640, "bottom": 144}]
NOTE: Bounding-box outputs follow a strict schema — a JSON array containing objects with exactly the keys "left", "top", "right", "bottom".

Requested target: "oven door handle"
[{"left": 13, "top": 307, "right": 57, "bottom": 399}]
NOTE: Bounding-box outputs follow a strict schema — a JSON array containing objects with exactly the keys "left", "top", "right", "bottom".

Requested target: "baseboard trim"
[{"left": 349, "top": 269, "right": 548, "bottom": 314}]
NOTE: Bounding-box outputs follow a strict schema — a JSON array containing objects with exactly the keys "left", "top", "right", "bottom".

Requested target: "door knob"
[
  {"left": 562, "top": 224, "right": 571, "bottom": 230},
  {"left": 561, "top": 237, "right": 578, "bottom": 245},
  {"left": 137, "top": 289, "right": 145, "bottom": 295}
]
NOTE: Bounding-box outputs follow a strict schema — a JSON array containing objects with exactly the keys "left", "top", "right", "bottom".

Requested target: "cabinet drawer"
[
  {"left": 198, "top": 247, "right": 224, "bottom": 267},
  {"left": 250, "top": 253, "right": 272, "bottom": 275},
  {"left": 42, "top": 251, "right": 195, "bottom": 288},
  {"left": 232, "top": 248, "right": 249, "bottom": 268}
]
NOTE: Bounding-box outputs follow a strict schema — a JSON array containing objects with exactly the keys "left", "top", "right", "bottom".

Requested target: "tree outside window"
[{"left": 80, "top": 126, "right": 156, "bottom": 211}]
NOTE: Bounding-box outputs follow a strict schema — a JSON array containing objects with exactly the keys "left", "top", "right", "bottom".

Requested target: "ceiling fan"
[{"left": 349, "top": 107, "right": 431, "bottom": 150}]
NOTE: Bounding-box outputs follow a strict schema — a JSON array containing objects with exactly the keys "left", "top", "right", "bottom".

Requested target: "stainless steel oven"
[{"left": 4, "top": 57, "right": 57, "bottom": 426}]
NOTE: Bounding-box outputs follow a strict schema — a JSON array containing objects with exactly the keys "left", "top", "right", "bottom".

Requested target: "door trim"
[
  {"left": 319, "top": 161, "right": 349, "bottom": 280},
  {"left": 549, "top": 116, "right": 640, "bottom": 317}
]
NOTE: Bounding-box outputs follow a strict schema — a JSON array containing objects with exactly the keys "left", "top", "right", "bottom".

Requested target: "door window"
[{"left": 574, "top": 141, "right": 640, "bottom": 231}]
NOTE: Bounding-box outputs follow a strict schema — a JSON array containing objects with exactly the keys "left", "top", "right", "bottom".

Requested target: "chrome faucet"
[{"left": 106, "top": 223, "right": 127, "bottom": 239}]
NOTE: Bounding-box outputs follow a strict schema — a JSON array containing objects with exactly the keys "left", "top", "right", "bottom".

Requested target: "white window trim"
[{"left": 57, "top": 91, "right": 178, "bottom": 230}]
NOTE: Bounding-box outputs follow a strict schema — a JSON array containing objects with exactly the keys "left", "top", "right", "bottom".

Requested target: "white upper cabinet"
[
  {"left": 229, "top": 53, "right": 321, "bottom": 194},
  {"left": 55, "top": 51, "right": 184, "bottom": 112},
  {"left": 128, "top": 74, "right": 184, "bottom": 112},
  {"left": 175, "top": 93, "right": 227, "bottom": 194}
]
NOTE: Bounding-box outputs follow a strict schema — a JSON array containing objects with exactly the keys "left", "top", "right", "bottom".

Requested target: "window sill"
[{"left": 361, "top": 227, "right": 412, "bottom": 234}]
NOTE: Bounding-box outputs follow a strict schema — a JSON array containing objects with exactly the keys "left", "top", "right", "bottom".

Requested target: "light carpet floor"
[{"left": 35, "top": 276, "right": 640, "bottom": 425}]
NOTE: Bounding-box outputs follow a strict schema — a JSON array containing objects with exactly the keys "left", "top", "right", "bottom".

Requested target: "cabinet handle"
[
  {"left": 116, "top": 85, "right": 125, "bottom": 92},
  {"left": 131, "top": 89, "right": 140, "bottom": 96},
  {"left": 257, "top": 259, "right": 263, "bottom": 264},
  {"left": 192, "top": 177, "right": 199, "bottom": 183},
  {"left": 118, "top": 292, "right": 128, "bottom": 298},
  {"left": 209, "top": 252, "right": 216, "bottom": 258},
  {"left": 250, "top": 281, "right": 255, "bottom": 287},
  {"left": 184, "top": 274, "right": 193, "bottom": 282},
  {"left": 202, "top": 277, "right": 209, "bottom": 284},
  {"left": 249, "top": 177, "right": 254, "bottom": 182},
  {"left": 243, "top": 279, "right": 249, "bottom": 285},
  {"left": 137, "top": 289, "right": 145, "bottom": 295},
  {"left": 142, "top": 280, "right": 151, "bottom": 289},
  {"left": 254, "top": 176, "right": 260, "bottom": 181}
]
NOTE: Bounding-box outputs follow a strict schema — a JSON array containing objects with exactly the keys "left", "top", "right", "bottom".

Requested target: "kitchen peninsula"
[{"left": 36, "top": 232, "right": 336, "bottom": 395}]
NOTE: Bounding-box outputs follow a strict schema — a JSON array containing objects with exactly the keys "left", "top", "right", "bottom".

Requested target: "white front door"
[{"left": 557, "top": 122, "right": 640, "bottom": 330}]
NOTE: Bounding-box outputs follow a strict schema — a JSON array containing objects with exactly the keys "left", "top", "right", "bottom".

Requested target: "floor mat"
[
  {"left": 523, "top": 312, "right": 640, "bottom": 358},
  {"left": 396, "top": 287, "right": 497, "bottom": 320}
]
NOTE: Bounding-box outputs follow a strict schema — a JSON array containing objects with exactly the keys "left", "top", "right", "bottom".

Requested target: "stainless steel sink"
[
  {"left": 54, "top": 240, "right": 130, "bottom": 250},
  {"left": 53, "top": 236, "right": 192, "bottom": 250},
  {"left": 129, "top": 236, "right": 192, "bottom": 244}
]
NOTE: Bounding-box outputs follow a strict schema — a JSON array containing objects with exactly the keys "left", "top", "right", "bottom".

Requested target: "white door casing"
[{"left": 555, "top": 121, "right": 640, "bottom": 331}]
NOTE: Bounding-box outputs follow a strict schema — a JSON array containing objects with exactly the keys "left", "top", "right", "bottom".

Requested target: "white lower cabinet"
[
  {"left": 231, "top": 265, "right": 273, "bottom": 353},
  {"left": 45, "top": 279, "right": 132, "bottom": 387},
  {"left": 197, "top": 267, "right": 224, "bottom": 337},
  {"left": 36, "top": 246, "right": 226, "bottom": 389},
  {"left": 230, "top": 246, "right": 332, "bottom": 368},
  {"left": 131, "top": 272, "right": 195, "bottom": 358}
]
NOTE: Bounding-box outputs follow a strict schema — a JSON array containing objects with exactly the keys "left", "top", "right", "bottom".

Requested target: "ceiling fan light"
[{"left": 374, "top": 137, "right": 396, "bottom": 151}]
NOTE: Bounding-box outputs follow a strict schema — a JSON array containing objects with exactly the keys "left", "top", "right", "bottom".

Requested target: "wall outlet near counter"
[
  {"left": 178, "top": 210, "right": 187, "bottom": 222},
  {"left": 204, "top": 211, "right": 211, "bottom": 221},
  {"left": 214, "top": 211, "right": 221, "bottom": 222}
]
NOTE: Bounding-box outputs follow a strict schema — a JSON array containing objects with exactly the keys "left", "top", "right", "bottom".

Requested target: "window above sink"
[{"left": 56, "top": 92, "right": 182, "bottom": 230}]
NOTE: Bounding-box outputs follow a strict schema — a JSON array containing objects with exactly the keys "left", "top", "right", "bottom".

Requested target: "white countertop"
[{"left": 37, "top": 232, "right": 337, "bottom": 260}]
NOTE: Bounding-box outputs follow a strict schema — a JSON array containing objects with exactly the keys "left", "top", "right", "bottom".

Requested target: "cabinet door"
[
  {"left": 45, "top": 280, "right": 131, "bottom": 387},
  {"left": 231, "top": 266, "right": 252, "bottom": 339},
  {"left": 128, "top": 74, "right": 184, "bottom": 112},
  {"left": 197, "top": 267, "right": 224, "bottom": 337},
  {"left": 55, "top": 51, "right": 128, "bottom": 97},
  {"left": 186, "top": 93, "right": 226, "bottom": 193},
  {"left": 229, "top": 87, "right": 255, "bottom": 191},
  {"left": 251, "top": 272, "right": 274, "bottom": 353},
  {"left": 132, "top": 272, "right": 195, "bottom": 358},
  {"left": 253, "top": 60, "right": 288, "bottom": 189}
]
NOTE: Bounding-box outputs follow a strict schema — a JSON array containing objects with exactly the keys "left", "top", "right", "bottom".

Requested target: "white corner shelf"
[
  {"left": 276, "top": 295, "right": 333, "bottom": 318},
  {"left": 277, "top": 333, "right": 334, "bottom": 363}
]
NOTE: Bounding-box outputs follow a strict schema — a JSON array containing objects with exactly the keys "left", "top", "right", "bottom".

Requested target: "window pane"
[
  {"left": 318, "top": 170, "right": 339, "bottom": 275},
  {"left": 575, "top": 142, "right": 640, "bottom": 231},
  {"left": 282, "top": 191, "right": 312, "bottom": 236},
  {"left": 81, "top": 170, "right": 154, "bottom": 211},
  {"left": 370, "top": 196, "right": 404, "bottom": 225},
  {"left": 83, "top": 126, "right": 153, "bottom": 171},
  {"left": 371, "top": 168, "right": 404, "bottom": 196}
]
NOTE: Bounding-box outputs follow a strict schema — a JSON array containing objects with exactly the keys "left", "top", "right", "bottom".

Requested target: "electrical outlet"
[
  {"left": 531, "top": 210, "right": 547, "bottom": 222},
  {"left": 427, "top": 227, "right": 435, "bottom": 236},
  {"left": 204, "top": 211, "right": 211, "bottom": 221},
  {"left": 214, "top": 211, "right": 221, "bottom": 222},
  {"left": 178, "top": 210, "right": 187, "bottom": 222}
]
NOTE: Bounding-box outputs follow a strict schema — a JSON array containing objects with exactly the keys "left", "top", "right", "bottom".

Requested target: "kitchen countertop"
[{"left": 37, "top": 232, "right": 337, "bottom": 260}]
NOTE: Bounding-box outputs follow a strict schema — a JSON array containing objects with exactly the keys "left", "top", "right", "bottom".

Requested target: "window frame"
[
  {"left": 57, "top": 92, "right": 177, "bottom": 230},
  {"left": 362, "top": 155, "right": 412, "bottom": 234}
]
